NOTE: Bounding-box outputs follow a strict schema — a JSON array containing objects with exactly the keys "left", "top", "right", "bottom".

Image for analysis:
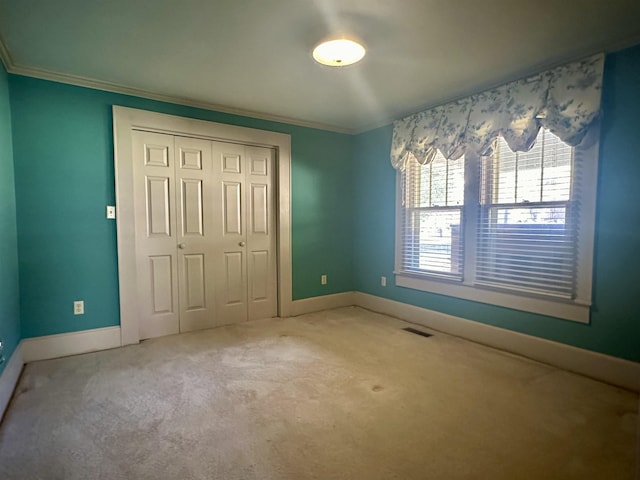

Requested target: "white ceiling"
[{"left": 1, "top": 0, "right": 640, "bottom": 133}]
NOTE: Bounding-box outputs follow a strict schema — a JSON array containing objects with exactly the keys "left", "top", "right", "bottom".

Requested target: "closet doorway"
[{"left": 114, "top": 107, "right": 292, "bottom": 345}]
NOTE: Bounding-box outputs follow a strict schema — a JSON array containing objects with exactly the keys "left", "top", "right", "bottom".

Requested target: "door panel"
[
  {"left": 251, "top": 184, "right": 268, "bottom": 234},
  {"left": 224, "top": 252, "right": 244, "bottom": 305},
  {"left": 183, "top": 254, "right": 206, "bottom": 310},
  {"left": 176, "top": 136, "right": 217, "bottom": 333},
  {"left": 250, "top": 250, "right": 269, "bottom": 301},
  {"left": 180, "top": 147, "right": 203, "bottom": 170},
  {"left": 146, "top": 176, "right": 172, "bottom": 236},
  {"left": 223, "top": 182, "right": 242, "bottom": 234},
  {"left": 149, "top": 255, "right": 174, "bottom": 313},
  {"left": 250, "top": 155, "right": 268, "bottom": 176},
  {"left": 145, "top": 143, "right": 170, "bottom": 167},
  {"left": 223, "top": 153, "right": 241, "bottom": 173},
  {"left": 133, "top": 131, "right": 179, "bottom": 339},
  {"left": 181, "top": 178, "right": 203, "bottom": 236}
]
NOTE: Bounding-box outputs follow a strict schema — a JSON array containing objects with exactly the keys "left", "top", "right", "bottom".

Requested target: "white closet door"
[
  {"left": 175, "top": 136, "right": 217, "bottom": 332},
  {"left": 133, "top": 134, "right": 278, "bottom": 338},
  {"left": 132, "top": 131, "right": 179, "bottom": 339},
  {"left": 246, "top": 146, "right": 277, "bottom": 320},
  {"left": 211, "top": 142, "right": 277, "bottom": 324},
  {"left": 212, "top": 141, "right": 249, "bottom": 324}
]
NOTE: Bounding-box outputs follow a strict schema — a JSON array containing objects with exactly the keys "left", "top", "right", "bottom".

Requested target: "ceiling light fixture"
[{"left": 312, "top": 39, "right": 366, "bottom": 67}]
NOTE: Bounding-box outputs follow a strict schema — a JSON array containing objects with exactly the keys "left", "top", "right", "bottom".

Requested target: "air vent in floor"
[{"left": 403, "top": 327, "right": 433, "bottom": 338}]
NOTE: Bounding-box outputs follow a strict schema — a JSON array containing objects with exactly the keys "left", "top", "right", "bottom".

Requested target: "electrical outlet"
[
  {"left": 321, "top": 274, "right": 327, "bottom": 285},
  {"left": 74, "top": 300, "right": 85, "bottom": 315},
  {"left": 106, "top": 205, "right": 116, "bottom": 219},
  {"left": 381, "top": 276, "right": 387, "bottom": 287}
]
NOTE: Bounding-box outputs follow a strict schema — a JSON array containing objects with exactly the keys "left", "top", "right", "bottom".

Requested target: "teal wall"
[
  {"left": 353, "top": 45, "right": 640, "bottom": 363},
  {"left": 10, "top": 76, "right": 354, "bottom": 338},
  {"left": 5, "top": 45, "right": 640, "bottom": 363},
  {"left": 0, "top": 63, "right": 20, "bottom": 374}
]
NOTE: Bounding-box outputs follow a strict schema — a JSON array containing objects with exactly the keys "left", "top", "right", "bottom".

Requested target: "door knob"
[
  {"left": 178, "top": 243, "right": 186, "bottom": 249},
  {"left": 238, "top": 241, "right": 246, "bottom": 247}
]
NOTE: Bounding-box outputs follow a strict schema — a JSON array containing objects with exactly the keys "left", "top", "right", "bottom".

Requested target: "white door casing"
[{"left": 114, "top": 106, "right": 292, "bottom": 345}]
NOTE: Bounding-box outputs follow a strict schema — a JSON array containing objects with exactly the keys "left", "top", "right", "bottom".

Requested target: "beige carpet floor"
[{"left": 0, "top": 307, "right": 637, "bottom": 479}]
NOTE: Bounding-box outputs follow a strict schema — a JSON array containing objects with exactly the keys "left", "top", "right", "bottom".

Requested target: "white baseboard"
[
  {"left": 4, "top": 293, "right": 638, "bottom": 401},
  {"left": 353, "top": 292, "right": 640, "bottom": 392},
  {"left": 0, "top": 342, "right": 24, "bottom": 423},
  {"left": 291, "top": 291, "right": 355, "bottom": 317},
  {"left": 21, "top": 326, "right": 122, "bottom": 363}
]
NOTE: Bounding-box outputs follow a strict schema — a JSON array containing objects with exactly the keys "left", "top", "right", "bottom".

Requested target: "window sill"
[{"left": 394, "top": 272, "right": 590, "bottom": 323}]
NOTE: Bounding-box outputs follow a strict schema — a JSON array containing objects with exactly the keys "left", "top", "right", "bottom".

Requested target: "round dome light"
[{"left": 312, "top": 39, "right": 366, "bottom": 67}]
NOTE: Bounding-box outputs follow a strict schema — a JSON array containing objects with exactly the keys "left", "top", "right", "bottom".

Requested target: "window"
[
  {"left": 399, "top": 152, "right": 464, "bottom": 279},
  {"left": 395, "top": 128, "right": 598, "bottom": 322},
  {"left": 477, "top": 131, "right": 575, "bottom": 298}
]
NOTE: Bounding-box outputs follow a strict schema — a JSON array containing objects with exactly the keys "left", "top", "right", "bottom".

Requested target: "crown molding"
[
  {"left": 0, "top": 36, "right": 352, "bottom": 135},
  {"left": 0, "top": 32, "right": 14, "bottom": 72},
  {"left": 10, "top": 63, "right": 354, "bottom": 135},
  {"left": 3, "top": 31, "right": 640, "bottom": 137}
]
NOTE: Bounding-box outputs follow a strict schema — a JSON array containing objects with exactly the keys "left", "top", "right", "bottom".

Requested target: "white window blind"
[
  {"left": 476, "top": 129, "right": 577, "bottom": 298},
  {"left": 399, "top": 152, "right": 464, "bottom": 279}
]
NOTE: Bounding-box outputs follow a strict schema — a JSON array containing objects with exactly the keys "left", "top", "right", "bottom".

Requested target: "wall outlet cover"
[{"left": 74, "top": 300, "right": 85, "bottom": 315}]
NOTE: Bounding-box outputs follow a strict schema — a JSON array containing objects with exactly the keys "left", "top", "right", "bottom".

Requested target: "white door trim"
[{"left": 113, "top": 106, "right": 292, "bottom": 345}]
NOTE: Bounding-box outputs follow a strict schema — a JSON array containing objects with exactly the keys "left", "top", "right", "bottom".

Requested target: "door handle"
[
  {"left": 238, "top": 241, "right": 246, "bottom": 247},
  {"left": 178, "top": 243, "right": 186, "bottom": 249}
]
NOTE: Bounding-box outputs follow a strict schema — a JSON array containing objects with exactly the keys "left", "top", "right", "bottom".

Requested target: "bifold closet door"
[
  {"left": 132, "top": 132, "right": 219, "bottom": 339},
  {"left": 132, "top": 132, "right": 277, "bottom": 338},
  {"left": 212, "top": 141, "right": 277, "bottom": 325},
  {"left": 245, "top": 145, "right": 277, "bottom": 320},
  {"left": 175, "top": 136, "right": 217, "bottom": 333},
  {"left": 132, "top": 131, "right": 180, "bottom": 339}
]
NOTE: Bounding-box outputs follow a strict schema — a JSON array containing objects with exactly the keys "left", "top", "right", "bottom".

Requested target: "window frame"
[{"left": 394, "top": 128, "right": 599, "bottom": 323}]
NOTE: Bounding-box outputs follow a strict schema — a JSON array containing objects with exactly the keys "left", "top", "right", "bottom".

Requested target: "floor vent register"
[{"left": 403, "top": 327, "right": 433, "bottom": 338}]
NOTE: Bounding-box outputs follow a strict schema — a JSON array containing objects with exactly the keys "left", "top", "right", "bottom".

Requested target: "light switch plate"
[{"left": 106, "top": 206, "right": 116, "bottom": 219}]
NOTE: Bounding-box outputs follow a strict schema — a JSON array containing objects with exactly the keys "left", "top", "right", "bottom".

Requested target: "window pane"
[
  {"left": 493, "top": 206, "right": 566, "bottom": 225},
  {"left": 541, "top": 131, "right": 572, "bottom": 201},
  {"left": 404, "top": 152, "right": 465, "bottom": 208},
  {"left": 447, "top": 157, "right": 464, "bottom": 206},
  {"left": 478, "top": 128, "right": 577, "bottom": 298},
  {"left": 494, "top": 140, "right": 517, "bottom": 203},
  {"left": 477, "top": 205, "right": 574, "bottom": 294},
  {"left": 489, "top": 129, "right": 572, "bottom": 205},
  {"left": 430, "top": 157, "right": 447, "bottom": 206},
  {"left": 516, "top": 139, "right": 543, "bottom": 203},
  {"left": 409, "top": 209, "right": 462, "bottom": 275}
]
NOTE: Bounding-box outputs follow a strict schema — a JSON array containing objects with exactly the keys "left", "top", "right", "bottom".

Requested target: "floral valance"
[{"left": 391, "top": 54, "right": 605, "bottom": 171}]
